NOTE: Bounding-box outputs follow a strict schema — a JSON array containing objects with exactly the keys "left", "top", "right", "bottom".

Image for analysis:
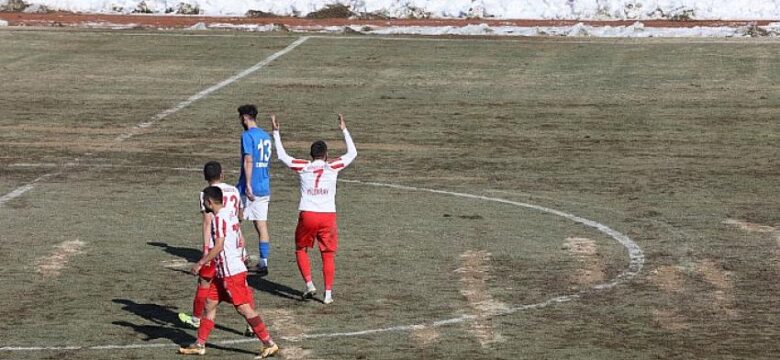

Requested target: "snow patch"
[
  {"left": 44, "top": 20, "right": 780, "bottom": 37},
  {"left": 6, "top": 1, "right": 780, "bottom": 20}
]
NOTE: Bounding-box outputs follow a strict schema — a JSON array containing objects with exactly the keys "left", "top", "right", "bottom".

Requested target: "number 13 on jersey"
[{"left": 256, "top": 139, "right": 272, "bottom": 168}]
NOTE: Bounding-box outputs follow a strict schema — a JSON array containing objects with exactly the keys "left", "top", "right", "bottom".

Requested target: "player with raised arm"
[
  {"left": 178, "top": 186, "right": 279, "bottom": 359},
  {"left": 272, "top": 113, "right": 356, "bottom": 304},
  {"left": 178, "top": 161, "right": 249, "bottom": 331},
  {"left": 236, "top": 105, "right": 273, "bottom": 276}
]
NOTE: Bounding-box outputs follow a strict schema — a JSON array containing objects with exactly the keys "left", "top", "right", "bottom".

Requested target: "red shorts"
[
  {"left": 295, "top": 211, "right": 338, "bottom": 252},
  {"left": 207, "top": 272, "right": 254, "bottom": 306},
  {"left": 198, "top": 261, "right": 216, "bottom": 281}
]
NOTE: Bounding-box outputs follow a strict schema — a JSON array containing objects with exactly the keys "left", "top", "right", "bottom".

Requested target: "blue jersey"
[{"left": 237, "top": 127, "right": 272, "bottom": 197}]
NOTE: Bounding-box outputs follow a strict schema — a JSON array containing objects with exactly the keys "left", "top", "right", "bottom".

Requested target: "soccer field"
[{"left": 0, "top": 29, "right": 778, "bottom": 359}]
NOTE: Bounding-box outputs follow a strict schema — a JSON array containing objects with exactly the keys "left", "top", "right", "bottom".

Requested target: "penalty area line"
[{"left": 0, "top": 174, "right": 644, "bottom": 352}]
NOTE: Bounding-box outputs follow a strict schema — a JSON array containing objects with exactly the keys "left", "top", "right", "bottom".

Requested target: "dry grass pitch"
[{"left": 0, "top": 29, "right": 778, "bottom": 359}]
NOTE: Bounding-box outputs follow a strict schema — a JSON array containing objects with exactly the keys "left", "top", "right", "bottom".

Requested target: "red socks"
[
  {"left": 193, "top": 285, "right": 209, "bottom": 318},
  {"left": 247, "top": 315, "right": 272, "bottom": 344},
  {"left": 295, "top": 248, "right": 312, "bottom": 283},
  {"left": 197, "top": 318, "right": 215, "bottom": 344},
  {"left": 298, "top": 249, "right": 336, "bottom": 290},
  {"left": 322, "top": 251, "right": 335, "bottom": 291}
]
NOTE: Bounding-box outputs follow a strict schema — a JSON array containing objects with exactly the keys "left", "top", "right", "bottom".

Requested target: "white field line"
[
  {"left": 114, "top": 35, "right": 310, "bottom": 141},
  {"left": 0, "top": 173, "right": 644, "bottom": 352},
  {"left": 0, "top": 37, "right": 309, "bottom": 207},
  {"left": 0, "top": 158, "right": 81, "bottom": 206}
]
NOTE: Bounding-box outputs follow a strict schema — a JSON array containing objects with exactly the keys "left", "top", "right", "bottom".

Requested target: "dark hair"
[
  {"left": 203, "top": 161, "right": 221, "bottom": 182},
  {"left": 237, "top": 104, "right": 258, "bottom": 119},
  {"left": 310, "top": 140, "right": 328, "bottom": 159},
  {"left": 202, "top": 186, "right": 223, "bottom": 205}
]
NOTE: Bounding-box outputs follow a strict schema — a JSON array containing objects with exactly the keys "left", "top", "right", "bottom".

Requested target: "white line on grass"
[
  {"left": 0, "top": 174, "right": 644, "bottom": 352},
  {"left": 0, "top": 37, "right": 309, "bottom": 207},
  {"left": 114, "top": 36, "right": 310, "bottom": 141},
  {"left": 0, "top": 169, "right": 62, "bottom": 206}
]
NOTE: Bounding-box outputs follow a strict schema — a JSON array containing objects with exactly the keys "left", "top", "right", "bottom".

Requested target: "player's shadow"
[
  {"left": 148, "top": 241, "right": 201, "bottom": 262},
  {"left": 112, "top": 299, "right": 245, "bottom": 340},
  {"left": 247, "top": 274, "right": 304, "bottom": 301}
]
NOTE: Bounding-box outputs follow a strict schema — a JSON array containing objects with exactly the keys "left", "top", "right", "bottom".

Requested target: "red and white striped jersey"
[
  {"left": 199, "top": 182, "right": 242, "bottom": 253},
  {"left": 210, "top": 207, "right": 247, "bottom": 278},
  {"left": 273, "top": 129, "right": 357, "bottom": 213},
  {"left": 199, "top": 182, "right": 241, "bottom": 216}
]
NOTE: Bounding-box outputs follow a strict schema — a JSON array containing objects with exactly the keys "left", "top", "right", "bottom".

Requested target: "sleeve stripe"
[
  {"left": 292, "top": 159, "right": 309, "bottom": 164},
  {"left": 331, "top": 163, "right": 345, "bottom": 170}
]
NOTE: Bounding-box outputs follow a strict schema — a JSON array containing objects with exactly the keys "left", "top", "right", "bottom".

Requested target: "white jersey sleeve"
[
  {"left": 273, "top": 130, "right": 304, "bottom": 169},
  {"left": 326, "top": 129, "right": 357, "bottom": 171}
]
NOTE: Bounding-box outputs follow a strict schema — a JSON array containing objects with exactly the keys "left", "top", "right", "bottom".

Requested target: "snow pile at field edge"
[
  {"left": 4, "top": 0, "right": 780, "bottom": 20},
  {"left": 185, "top": 21, "right": 780, "bottom": 37}
]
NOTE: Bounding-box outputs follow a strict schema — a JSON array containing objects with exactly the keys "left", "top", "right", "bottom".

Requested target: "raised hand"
[
  {"left": 271, "top": 113, "right": 279, "bottom": 131},
  {"left": 338, "top": 113, "right": 346, "bottom": 130}
]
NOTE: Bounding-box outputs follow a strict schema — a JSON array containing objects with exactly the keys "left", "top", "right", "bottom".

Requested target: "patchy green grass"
[{"left": 0, "top": 30, "right": 778, "bottom": 359}]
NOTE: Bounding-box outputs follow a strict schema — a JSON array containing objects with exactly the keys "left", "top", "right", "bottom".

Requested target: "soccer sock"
[
  {"left": 247, "top": 315, "right": 272, "bottom": 344},
  {"left": 259, "top": 241, "right": 270, "bottom": 267},
  {"left": 197, "top": 318, "right": 215, "bottom": 344},
  {"left": 295, "top": 248, "right": 312, "bottom": 283},
  {"left": 322, "top": 251, "right": 335, "bottom": 291},
  {"left": 192, "top": 285, "right": 210, "bottom": 318}
]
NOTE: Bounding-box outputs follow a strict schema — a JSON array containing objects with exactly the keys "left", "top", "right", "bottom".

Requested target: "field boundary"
[{"left": 0, "top": 173, "right": 644, "bottom": 352}]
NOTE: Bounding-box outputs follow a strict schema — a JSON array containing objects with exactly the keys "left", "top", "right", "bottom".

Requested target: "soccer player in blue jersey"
[{"left": 236, "top": 104, "right": 273, "bottom": 276}]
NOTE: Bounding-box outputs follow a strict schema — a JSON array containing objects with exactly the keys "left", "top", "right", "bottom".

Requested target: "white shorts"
[{"left": 241, "top": 196, "right": 270, "bottom": 221}]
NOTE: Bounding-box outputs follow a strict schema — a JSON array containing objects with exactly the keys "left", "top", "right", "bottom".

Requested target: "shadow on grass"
[
  {"left": 247, "top": 274, "right": 305, "bottom": 301},
  {"left": 148, "top": 241, "right": 201, "bottom": 262},
  {"left": 112, "top": 299, "right": 247, "bottom": 344}
]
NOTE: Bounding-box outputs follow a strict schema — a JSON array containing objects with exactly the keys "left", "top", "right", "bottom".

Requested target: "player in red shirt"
[
  {"left": 178, "top": 186, "right": 278, "bottom": 358},
  {"left": 272, "top": 114, "right": 356, "bottom": 304}
]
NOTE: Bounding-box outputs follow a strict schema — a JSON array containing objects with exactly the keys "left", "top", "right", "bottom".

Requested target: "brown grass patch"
[
  {"left": 265, "top": 308, "right": 308, "bottom": 340},
  {"left": 410, "top": 325, "right": 440, "bottom": 348},
  {"left": 455, "top": 250, "right": 508, "bottom": 348},
  {"left": 652, "top": 308, "right": 689, "bottom": 332},
  {"left": 0, "top": 124, "right": 129, "bottom": 136},
  {"left": 35, "top": 239, "right": 85, "bottom": 277},
  {"left": 279, "top": 346, "right": 313, "bottom": 360},
  {"left": 264, "top": 307, "right": 313, "bottom": 358},
  {"left": 695, "top": 259, "right": 738, "bottom": 319},
  {"left": 161, "top": 259, "right": 190, "bottom": 269},
  {"left": 563, "top": 237, "right": 606, "bottom": 286},
  {"left": 723, "top": 219, "right": 776, "bottom": 233},
  {"left": 3, "top": 140, "right": 152, "bottom": 153},
  {"left": 647, "top": 265, "right": 686, "bottom": 293},
  {"left": 775, "top": 233, "right": 780, "bottom": 273},
  {"left": 281, "top": 140, "right": 434, "bottom": 152}
]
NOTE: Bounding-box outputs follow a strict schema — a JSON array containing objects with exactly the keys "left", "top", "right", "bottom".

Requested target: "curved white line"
[{"left": 0, "top": 178, "right": 643, "bottom": 351}]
